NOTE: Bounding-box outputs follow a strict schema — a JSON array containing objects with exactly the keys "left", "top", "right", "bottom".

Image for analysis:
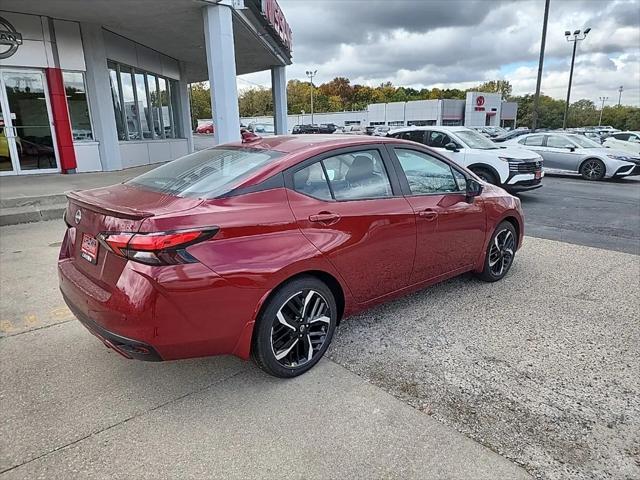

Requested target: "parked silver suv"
[{"left": 505, "top": 132, "right": 640, "bottom": 180}]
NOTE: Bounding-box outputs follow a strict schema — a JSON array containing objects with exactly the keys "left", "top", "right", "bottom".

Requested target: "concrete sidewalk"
[
  {"left": 0, "top": 321, "right": 531, "bottom": 480},
  {"left": 0, "top": 165, "right": 156, "bottom": 226}
]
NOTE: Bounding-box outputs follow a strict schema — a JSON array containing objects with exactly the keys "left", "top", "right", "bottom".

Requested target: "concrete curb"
[
  {"left": 0, "top": 193, "right": 68, "bottom": 209},
  {"left": 0, "top": 204, "right": 66, "bottom": 226}
]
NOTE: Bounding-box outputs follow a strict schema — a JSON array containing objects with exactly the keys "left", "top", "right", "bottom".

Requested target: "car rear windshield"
[{"left": 126, "top": 147, "right": 282, "bottom": 199}]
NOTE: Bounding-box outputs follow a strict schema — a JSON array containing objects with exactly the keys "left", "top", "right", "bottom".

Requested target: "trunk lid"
[{"left": 65, "top": 184, "right": 203, "bottom": 285}]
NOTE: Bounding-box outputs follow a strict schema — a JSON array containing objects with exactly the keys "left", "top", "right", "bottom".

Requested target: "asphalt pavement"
[{"left": 518, "top": 174, "right": 640, "bottom": 255}]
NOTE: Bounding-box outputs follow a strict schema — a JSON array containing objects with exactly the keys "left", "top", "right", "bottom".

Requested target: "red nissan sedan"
[{"left": 59, "top": 135, "right": 524, "bottom": 377}]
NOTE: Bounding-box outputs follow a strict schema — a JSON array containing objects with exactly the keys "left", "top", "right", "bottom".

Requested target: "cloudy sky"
[{"left": 238, "top": 0, "right": 640, "bottom": 106}]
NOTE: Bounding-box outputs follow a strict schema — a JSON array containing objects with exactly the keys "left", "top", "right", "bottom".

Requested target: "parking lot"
[{"left": 1, "top": 173, "right": 638, "bottom": 479}]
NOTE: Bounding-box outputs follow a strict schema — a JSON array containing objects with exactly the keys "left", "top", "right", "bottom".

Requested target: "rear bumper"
[
  {"left": 58, "top": 252, "right": 263, "bottom": 362},
  {"left": 62, "top": 292, "right": 162, "bottom": 361}
]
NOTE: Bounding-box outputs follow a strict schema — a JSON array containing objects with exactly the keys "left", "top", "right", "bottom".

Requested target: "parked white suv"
[
  {"left": 603, "top": 131, "right": 640, "bottom": 155},
  {"left": 387, "top": 126, "right": 543, "bottom": 192}
]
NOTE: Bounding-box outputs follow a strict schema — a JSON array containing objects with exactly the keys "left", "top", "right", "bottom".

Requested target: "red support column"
[{"left": 45, "top": 68, "right": 77, "bottom": 173}]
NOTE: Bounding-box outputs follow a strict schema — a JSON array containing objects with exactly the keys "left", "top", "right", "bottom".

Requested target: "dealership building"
[
  {"left": 0, "top": 0, "right": 291, "bottom": 175},
  {"left": 241, "top": 92, "right": 518, "bottom": 131}
]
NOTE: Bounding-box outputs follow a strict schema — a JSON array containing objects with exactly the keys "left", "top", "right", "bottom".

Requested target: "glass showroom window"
[
  {"left": 62, "top": 72, "right": 93, "bottom": 141},
  {"left": 107, "top": 60, "right": 180, "bottom": 141}
]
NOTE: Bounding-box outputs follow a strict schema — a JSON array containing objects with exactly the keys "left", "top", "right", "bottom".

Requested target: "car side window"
[
  {"left": 293, "top": 162, "right": 332, "bottom": 201},
  {"left": 323, "top": 150, "right": 393, "bottom": 200},
  {"left": 547, "top": 136, "right": 574, "bottom": 148},
  {"left": 394, "top": 148, "right": 459, "bottom": 195},
  {"left": 425, "top": 131, "right": 455, "bottom": 148},
  {"left": 613, "top": 133, "right": 630, "bottom": 141},
  {"left": 522, "top": 135, "right": 544, "bottom": 146},
  {"left": 403, "top": 130, "right": 426, "bottom": 144},
  {"left": 630, "top": 135, "right": 640, "bottom": 143}
]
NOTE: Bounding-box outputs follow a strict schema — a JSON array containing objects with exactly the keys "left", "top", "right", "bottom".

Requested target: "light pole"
[
  {"left": 618, "top": 86, "right": 623, "bottom": 106},
  {"left": 531, "top": 0, "right": 550, "bottom": 132},
  {"left": 562, "top": 27, "right": 591, "bottom": 129},
  {"left": 305, "top": 70, "right": 317, "bottom": 125},
  {"left": 598, "top": 96, "right": 608, "bottom": 126}
]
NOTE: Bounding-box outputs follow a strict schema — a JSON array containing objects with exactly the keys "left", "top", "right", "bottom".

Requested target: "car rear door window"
[
  {"left": 394, "top": 148, "right": 459, "bottom": 195},
  {"left": 522, "top": 135, "right": 544, "bottom": 146},
  {"left": 293, "top": 162, "right": 332, "bottom": 200},
  {"left": 403, "top": 130, "right": 426, "bottom": 144},
  {"left": 547, "top": 136, "right": 575, "bottom": 148},
  {"left": 323, "top": 150, "right": 393, "bottom": 200}
]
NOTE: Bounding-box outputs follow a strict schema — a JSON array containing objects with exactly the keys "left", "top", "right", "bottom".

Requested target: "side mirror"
[
  {"left": 567, "top": 146, "right": 576, "bottom": 152},
  {"left": 445, "top": 142, "right": 459, "bottom": 152},
  {"left": 466, "top": 178, "right": 483, "bottom": 200}
]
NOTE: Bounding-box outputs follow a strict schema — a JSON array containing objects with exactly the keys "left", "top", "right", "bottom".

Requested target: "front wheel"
[
  {"left": 470, "top": 167, "right": 499, "bottom": 186},
  {"left": 580, "top": 158, "right": 606, "bottom": 181},
  {"left": 477, "top": 221, "right": 517, "bottom": 282},
  {"left": 252, "top": 277, "right": 337, "bottom": 378}
]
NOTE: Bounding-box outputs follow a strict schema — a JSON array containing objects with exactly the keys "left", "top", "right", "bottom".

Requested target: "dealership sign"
[
  {"left": 261, "top": 0, "right": 292, "bottom": 52},
  {"left": 0, "top": 16, "right": 22, "bottom": 59},
  {"left": 474, "top": 95, "right": 485, "bottom": 112}
]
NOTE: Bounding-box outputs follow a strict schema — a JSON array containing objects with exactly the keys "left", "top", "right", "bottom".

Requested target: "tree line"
[{"left": 189, "top": 78, "right": 639, "bottom": 131}]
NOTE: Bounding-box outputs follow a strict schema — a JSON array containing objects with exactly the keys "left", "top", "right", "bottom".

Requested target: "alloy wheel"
[
  {"left": 488, "top": 228, "right": 515, "bottom": 277},
  {"left": 582, "top": 159, "right": 604, "bottom": 180},
  {"left": 270, "top": 290, "right": 332, "bottom": 368}
]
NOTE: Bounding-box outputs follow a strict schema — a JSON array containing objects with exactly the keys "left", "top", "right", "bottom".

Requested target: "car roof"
[
  {"left": 223, "top": 134, "right": 412, "bottom": 154},
  {"left": 220, "top": 134, "right": 426, "bottom": 187}
]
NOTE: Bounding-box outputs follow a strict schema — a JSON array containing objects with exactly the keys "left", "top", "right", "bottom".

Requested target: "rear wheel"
[
  {"left": 580, "top": 158, "right": 606, "bottom": 181},
  {"left": 252, "top": 277, "right": 337, "bottom": 378},
  {"left": 477, "top": 221, "right": 517, "bottom": 282},
  {"left": 470, "top": 167, "right": 499, "bottom": 186}
]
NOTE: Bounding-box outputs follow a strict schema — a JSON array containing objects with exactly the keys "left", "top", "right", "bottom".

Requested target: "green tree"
[{"left": 189, "top": 82, "right": 212, "bottom": 129}]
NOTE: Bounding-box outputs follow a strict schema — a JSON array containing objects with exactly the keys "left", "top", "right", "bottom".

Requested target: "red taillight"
[{"left": 99, "top": 228, "right": 218, "bottom": 265}]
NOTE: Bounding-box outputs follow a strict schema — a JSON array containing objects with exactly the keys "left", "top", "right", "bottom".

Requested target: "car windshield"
[
  {"left": 567, "top": 134, "right": 601, "bottom": 148},
  {"left": 126, "top": 147, "right": 282, "bottom": 199},
  {"left": 455, "top": 129, "right": 499, "bottom": 149}
]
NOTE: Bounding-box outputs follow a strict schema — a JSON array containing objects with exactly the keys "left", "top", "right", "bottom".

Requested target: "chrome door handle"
[
  {"left": 309, "top": 212, "right": 341, "bottom": 225},
  {"left": 417, "top": 209, "right": 438, "bottom": 221}
]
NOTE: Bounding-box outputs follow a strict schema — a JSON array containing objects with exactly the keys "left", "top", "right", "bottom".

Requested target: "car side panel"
[{"left": 140, "top": 188, "right": 355, "bottom": 358}]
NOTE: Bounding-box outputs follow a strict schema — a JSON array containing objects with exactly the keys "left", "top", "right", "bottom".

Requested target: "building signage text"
[{"left": 261, "top": 0, "right": 292, "bottom": 52}]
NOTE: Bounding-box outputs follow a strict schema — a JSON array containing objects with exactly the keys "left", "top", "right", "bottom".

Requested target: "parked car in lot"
[
  {"left": 292, "top": 124, "right": 338, "bottom": 134},
  {"left": 492, "top": 128, "right": 531, "bottom": 143},
  {"left": 248, "top": 122, "right": 275, "bottom": 136},
  {"left": 387, "top": 126, "right": 543, "bottom": 192},
  {"left": 505, "top": 132, "right": 640, "bottom": 180},
  {"left": 603, "top": 131, "right": 640, "bottom": 155},
  {"left": 59, "top": 135, "right": 524, "bottom": 377},
  {"left": 469, "top": 126, "right": 507, "bottom": 138},
  {"left": 365, "top": 126, "right": 377, "bottom": 135},
  {"left": 195, "top": 121, "right": 214, "bottom": 134},
  {"left": 372, "top": 126, "right": 390, "bottom": 136},
  {"left": 341, "top": 125, "right": 365, "bottom": 135}
]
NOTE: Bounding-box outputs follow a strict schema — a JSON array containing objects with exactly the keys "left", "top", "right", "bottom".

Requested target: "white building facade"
[
  {"left": 0, "top": 0, "right": 291, "bottom": 175},
  {"left": 240, "top": 92, "right": 518, "bottom": 132}
]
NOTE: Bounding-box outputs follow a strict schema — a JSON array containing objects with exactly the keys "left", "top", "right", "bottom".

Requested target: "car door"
[
  {"left": 286, "top": 146, "right": 417, "bottom": 304},
  {"left": 544, "top": 135, "right": 582, "bottom": 171},
  {"left": 386, "top": 145, "right": 486, "bottom": 284}
]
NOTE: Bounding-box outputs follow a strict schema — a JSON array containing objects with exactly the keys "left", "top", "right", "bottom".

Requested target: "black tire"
[
  {"left": 579, "top": 158, "right": 606, "bottom": 181},
  {"left": 477, "top": 221, "right": 517, "bottom": 282},
  {"left": 252, "top": 276, "right": 337, "bottom": 378},
  {"left": 470, "top": 167, "right": 499, "bottom": 186}
]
